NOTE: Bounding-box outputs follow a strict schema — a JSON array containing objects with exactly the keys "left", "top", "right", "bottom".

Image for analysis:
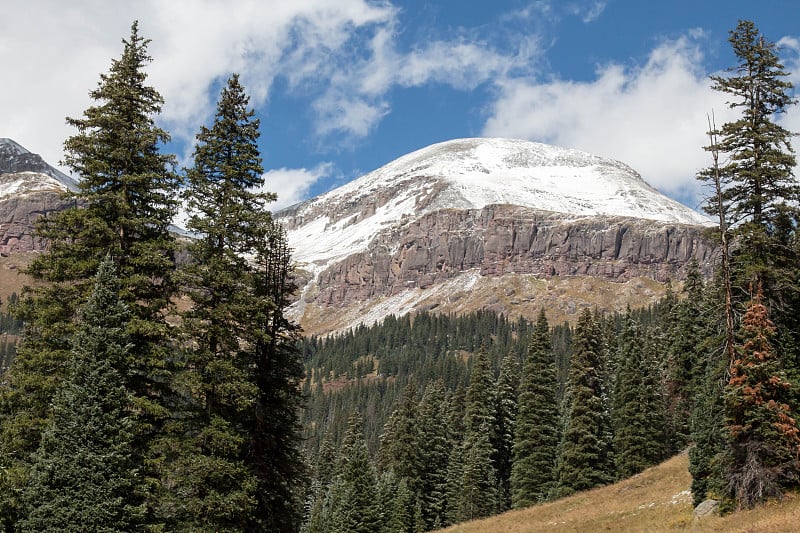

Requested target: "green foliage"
[
  {"left": 493, "top": 353, "right": 519, "bottom": 511},
  {"left": 416, "top": 381, "right": 452, "bottom": 529},
  {"left": 174, "top": 74, "right": 305, "bottom": 532},
  {"left": 19, "top": 258, "right": 143, "bottom": 532},
  {"left": 0, "top": 22, "right": 180, "bottom": 528},
  {"left": 612, "top": 311, "right": 666, "bottom": 478},
  {"left": 556, "top": 309, "right": 615, "bottom": 496},
  {"left": 452, "top": 347, "right": 500, "bottom": 521},
  {"left": 322, "top": 413, "right": 381, "bottom": 533},
  {"left": 692, "top": 19, "right": 800, "bottom": 511},
  {"left": 511, "top": 309, "right": 559, "bottom": 508}
]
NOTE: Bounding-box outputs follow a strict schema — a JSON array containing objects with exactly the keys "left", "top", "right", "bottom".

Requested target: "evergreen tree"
[
  {"left": 493, "top": 353, "right": 519, "bottom": 511},
  {"left": 443, "top": 386, "right": 466, "bottom": 526},
  {"left": 160, "top": 73, "right": 269, "bottom": 530},
  {"left": 723, "top": 286, "right": 800, "bottom": 509},
  {"left": 329, "top": 412, "right": 381, "bottom": 533},
  {"left": 511, "top": 309, "right": 559, "bottom": 508},
  {"left": 700, "top": 20, "right": 799, "bottom": 298},
  {"left": 665, "top": 260, "right": 707, "bottom": 451},
  {"left": 689, "top": 355, "right": 727, "bottom": 507},
  {"left": 176, "top": 73, "right": 306, "bottom": 531},
  {"left": 416, "top": 381, "right": 451, "bottom": 529},
  {"left": 19, "top": 258, "right": 143, "bottom": 532},
  {"left": 464, "top": 347, "right": 495, "bottom": 435},
  {"left": 455, "top": 348, "right": 498, "bottom": 520},
  {"left": 378, "top": 381, "right": 422, "bottom": 497},
  {"left": 457, "top": 419, "right": 498, "bottom": 522},
  {"left": 612, "top": 311, "right": 665, "bottom": 478},
  {"left": 244, "top": 222, "right": 307, "bottom": 531},
  {"left": 0, "top": 22, "right": 180, "bottom": 527},
  {"left": 692, "top": 19, "right": 800, "bottom": 510},
  {"left": 556, "top": 309, "right": 615, "bottom": 496}
]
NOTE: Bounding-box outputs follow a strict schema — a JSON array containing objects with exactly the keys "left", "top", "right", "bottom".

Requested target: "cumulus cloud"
[
  {"left": 263, "top": 163, "right": 333, "bottom": 211},
  {"left": 483, "top": 34, "right": 737, "bottom": 208},
  {"left": 0, "top": 0, "right": 396, "bottom": 169},
  {"left": 310, "top": 27, "right": 531, "bottom": 140}
]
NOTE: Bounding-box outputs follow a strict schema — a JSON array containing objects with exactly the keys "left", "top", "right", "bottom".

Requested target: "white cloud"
[
  {"left": 2, "top": 0, "right": 532, "bottom": 167},
  {"left": 264, "top": 163, "right": 333, "bottom": 211},
  {"left": 0, "top": 0, "right": 396, "bottom": 171},
  {"left": 776, "top": 36, "right": 800, "bottom": 160},
  {"left": 483, "top": 34, "right": 737, "bottom": 208},
  {"left": 569, "top": 1, "right": 606, "bottom": 23}
]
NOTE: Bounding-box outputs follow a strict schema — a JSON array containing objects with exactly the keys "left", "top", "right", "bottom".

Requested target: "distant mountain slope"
[
  {"left": 275, "top": 138, "right": 716, "bottom": 335},
  {"left": 0, "top": 138, "right": 76, "bottom": 253},
  {"left": 280, "top": 138, "right": 710, "bottom": 277},
  {"left": 0, "top": 138, "right": 77, "bottom": 191}
]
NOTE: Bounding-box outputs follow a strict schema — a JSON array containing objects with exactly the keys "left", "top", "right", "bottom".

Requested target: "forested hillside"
[{"left": 298, "top": 281, "right": 701, "bottom": 530}]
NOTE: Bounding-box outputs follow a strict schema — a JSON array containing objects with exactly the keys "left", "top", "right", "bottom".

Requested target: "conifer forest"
[{"left": 2, "top": 18, "right": 800, "bottom": 533}]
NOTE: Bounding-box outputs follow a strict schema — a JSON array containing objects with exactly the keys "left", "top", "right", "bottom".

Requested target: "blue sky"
[{"left": 3, "top": 1, "right": 800, "bottom": 213}]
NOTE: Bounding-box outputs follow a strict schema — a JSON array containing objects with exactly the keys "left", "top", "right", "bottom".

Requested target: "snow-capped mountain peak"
[
  {"left": 0, "top": 138, "right": 30, "bottom": 156},
  {"left": 0, "top": 138, "right": 78, "bottom": 191},
  {"left": 277, "top": 138, "right": 710, "bottom": 275}
]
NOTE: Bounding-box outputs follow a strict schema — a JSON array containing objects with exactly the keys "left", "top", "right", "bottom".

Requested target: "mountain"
[
  {"left": 276, "top": 138, "right": 717, "bottom": 335},
  {"left": 0, "top": 138, "right": 77, "bottom": 191},
  {"left": 0, "top": 137, "right": 717, "bottom": 333},
  {"left": 0, "top": 138, "right": 77, "bottom": 254}
]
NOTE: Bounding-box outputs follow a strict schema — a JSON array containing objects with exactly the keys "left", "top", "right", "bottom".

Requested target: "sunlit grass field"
[{"left": 437, "top": 452, "right": 800, "bottom": 532}]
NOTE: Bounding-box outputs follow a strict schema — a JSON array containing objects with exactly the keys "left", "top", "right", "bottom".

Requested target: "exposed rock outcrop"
[
  {"left": 304, "top": 205, "right": 717, "bottom": 307},
  {"left": 0, "top": 188, "right": 74, "bottom": 254}
]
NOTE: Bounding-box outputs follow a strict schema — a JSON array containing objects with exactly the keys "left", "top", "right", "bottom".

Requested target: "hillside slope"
[{"left": 436, "top": 452, "right": 800, "bottom": 532}]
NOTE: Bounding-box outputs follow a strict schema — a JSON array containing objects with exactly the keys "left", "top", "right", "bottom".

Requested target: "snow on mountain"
[
  {"left": 279, "top": 137, "right": 711, "bottom": 275},
  {"left": 0, "top": 137, "right": 78, "bottom": 191},
  {"left": 0, "top": 171, "right": 69, "bottom": 199}
]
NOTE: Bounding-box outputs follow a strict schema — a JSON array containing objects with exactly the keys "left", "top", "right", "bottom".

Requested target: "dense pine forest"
[{"left": 1, "top": 17, "right": 799, "bottom": 533}]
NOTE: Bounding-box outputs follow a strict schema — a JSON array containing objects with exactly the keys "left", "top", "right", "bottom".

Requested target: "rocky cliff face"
[
  {"left": 0, "top": 185, "right": 75, "bottom": 254},
  {"left": 0, "top": 139, "right": 77, "bottom": 254},
  {"left": 302, "top": 205, "right": 716, "bottom": 308}
]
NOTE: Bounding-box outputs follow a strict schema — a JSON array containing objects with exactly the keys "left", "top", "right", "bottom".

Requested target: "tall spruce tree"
[
  {"left": 0, "top": 22, "right": 180, "bottom": 528},
  {"left": 556, "top": 308, "right": 615, "bottom": 496},
  {"left": 511, "top": 309, "right": 559, "bottom": 508},
  {"left": 378, "top": 381, "right": 423, "bottom": 498},
  {"left": 700, "top": 20, "right": 799, "bottom": 298},
  {"left": 453, "top": 347, "right": 498, "bottom": 521},
  {"left": 723, "top": 286, "right": 800, "bottom": 509},
  {"left": 493, "top": 353, "right": 519, "bottom": 511},
  {"left": 693, "top": 19, "right": 800, "bottom": 510},
  {"left": 665, "top": 260, "right": 707, "bottom": 451},
  {"left": 416, "top": 380, "right": 451, "bottom": 529},
  {"left": 244, "top": 221, "right": 306, "bottom": 531},
  {"left": 329, "top": 412, "right": 381, "bottom": 533},
  {"left": 177, "top": 74, "right": 305, "bottom": 531},
  {"left": 19, "top": 258, "right": 142, "bottom": 532},
  {"left": 612, "top": 311, "right": 665, "bottom": 478}
]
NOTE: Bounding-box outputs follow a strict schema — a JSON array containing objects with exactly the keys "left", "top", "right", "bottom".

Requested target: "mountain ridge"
[
  {"left": 0, "top": 138, "right": 78, "bottom": 191},
  {"left": 278, "top": 137, "right": 710, "bottom": 277},
  {"left": 275, "top": 137, "right": 717, "bottom": 335}
]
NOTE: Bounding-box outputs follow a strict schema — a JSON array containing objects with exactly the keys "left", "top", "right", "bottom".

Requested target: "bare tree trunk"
[{"left": 706, "top": 112, "right": 736, "bottom": 366}]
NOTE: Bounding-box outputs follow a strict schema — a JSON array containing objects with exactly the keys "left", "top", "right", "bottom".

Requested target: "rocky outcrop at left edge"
[{"left": 0, "top": 190, "right": 75, "bottom": 254}]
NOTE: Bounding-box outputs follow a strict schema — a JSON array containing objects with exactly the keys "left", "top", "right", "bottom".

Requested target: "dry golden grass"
[{"left": 436, "top": 452, "right": 800, "bottom": 533}]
